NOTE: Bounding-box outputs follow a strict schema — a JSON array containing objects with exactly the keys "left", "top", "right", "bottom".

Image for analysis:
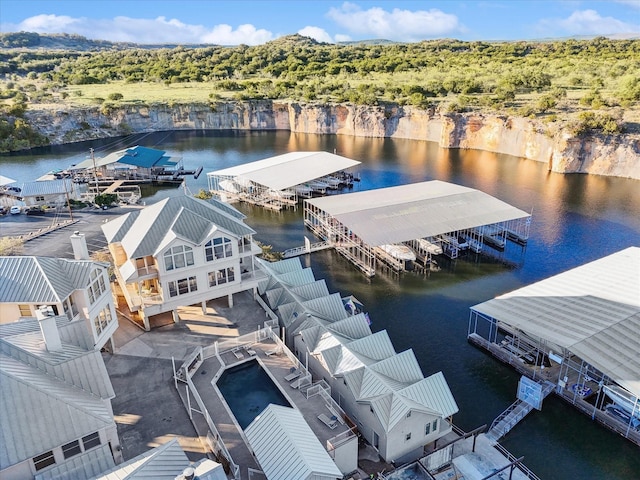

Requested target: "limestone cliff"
[{"left": 25, "top": 101, "right": 640, "bottom": 179}]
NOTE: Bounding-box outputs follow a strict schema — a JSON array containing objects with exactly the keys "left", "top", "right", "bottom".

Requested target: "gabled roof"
[
  {"left": 369, "top": 350, "right": 424, "bottom": 388},
  {"left": 0, "top": 257, "right": 104, "bottom": 304},
  {"left": 326, "top": 314, "right": 372, "bottom": 341},
  {"left": 400, "top": 372, "right": 460, "bottom": 419},
  {"left": 305, "top": 180, "right": 530, "bottom": 246},
  {"left": 90, "top": 438, "right": 191, "bottom": 480},
  {"left": 74, "top": 146, "right": 178, "bottom": 170},
  {"left": 209, "top": 151, "right": 360, "bottom": 191},
  {"left": 101, "top": 195, "right": 254, "bottom": 259},
  {"left": 0, "top": 355, "right": 114, "bottom": 469},
  {"left": 244, "top": 405, "right": 341, "bottom": 480},
  {"left": 8, "top": 179, "right": 73, "bottom": 198}
]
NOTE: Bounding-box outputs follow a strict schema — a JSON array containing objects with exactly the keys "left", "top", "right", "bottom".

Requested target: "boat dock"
[
  {"left": 486, "top": 380, "right": 555, "bottom": 442},
  {"left": 282, "top": 240, "right": 332, "bottom": 258}
]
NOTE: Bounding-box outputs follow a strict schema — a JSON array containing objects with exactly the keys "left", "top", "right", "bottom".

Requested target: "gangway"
[
  {"left": 486, "top": 380, "right": 555, "bottom": 442},
  {"left": 283, "top": 240, "right": 331, "bottom": 258}
]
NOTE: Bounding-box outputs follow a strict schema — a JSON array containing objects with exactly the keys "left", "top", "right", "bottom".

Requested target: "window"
[
  {"left": 62, "top": 440, "right": 81, "bottom": 459},
  {"left": 33, "top": 451, "right": 56, "bottom": 471},
  {"left": 36, "top": 195, "right": 45, "bottom": 201},
  {"left": 432, "top": 419, "right": 438, "bottom": 432},
  {"left": 205, "top": 237, "right": 233, "bottom": 261},
  {"left": 168, "top": 276, "right": 198, "bottom": 297},
  {"left": 405, "top": 433, "right": 412, "bottom": 441},
  {"left": 425, "top": 423, "right": 431, "bottom": 435},
  {"left": 88, "top": 268, "right": 107, "bottom": 304},
  {"left": 164, "top": 245, "right": 194, "bottom": 271},
  {"left": 208, "top": 267, "right": 235, "bottom": 287},
  {"left": 93, "top": 306, "right": 113, "bottom": 335},
  {"left": 18, "top": 304, "right": 31, "bottom": 316},
  {"left": 82, "top": 432, "right": 101, "bottom": 450},
  {"left": 406, "top": 411, "right": 412, "bottom": 418}
]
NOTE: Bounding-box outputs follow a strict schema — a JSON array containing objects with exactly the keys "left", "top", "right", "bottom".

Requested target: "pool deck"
[{"left": 186, "top": 340, "right": 355, "bottom": 480}]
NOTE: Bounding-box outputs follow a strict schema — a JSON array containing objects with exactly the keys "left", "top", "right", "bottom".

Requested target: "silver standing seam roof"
[
  {"left": 101, "top": 195, "right": 254, "bottom": 259},
  {"left": 305, "top": 180, "right": 530, "bottom": 246},
  {"left": 471, "top": 246, "right": 640, "bottom": 398},
  {"left": 244, "top": 405, "right": 342, "bottom": 480},
  {"left": 208, "top": 151, "right": 360, "bottom": 191}
]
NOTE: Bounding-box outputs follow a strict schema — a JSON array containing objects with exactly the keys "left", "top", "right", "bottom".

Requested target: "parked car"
[
  {"left": 0, "top": 206, "right": 6, "bottom": 215},
  {"left": 9, "top": 206, "right": 21, "bottom": 215},
  {"left": 26, "top": 206, "right": 47, "bottom": 216}
]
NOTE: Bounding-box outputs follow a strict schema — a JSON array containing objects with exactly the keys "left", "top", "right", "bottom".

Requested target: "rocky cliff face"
[{"left": 26, "top": 101, "right": 640, "bottom": 179}]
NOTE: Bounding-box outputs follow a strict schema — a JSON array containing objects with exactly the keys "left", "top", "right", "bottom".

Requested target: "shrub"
[{"left": 107, "top": 92, "right": 124, "bottom": 101}]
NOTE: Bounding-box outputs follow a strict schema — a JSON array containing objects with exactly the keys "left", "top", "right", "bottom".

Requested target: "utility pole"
[
  {"left": 91, "top": 148, "right": 99, "bottom": 202},
  {"left": 63, "top": 177, "right": 74, "bottom": 221}
]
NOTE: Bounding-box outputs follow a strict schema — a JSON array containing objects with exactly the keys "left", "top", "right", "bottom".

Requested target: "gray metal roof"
[
  {"left": 245, "top": 405, "right": 342, "bottom": 480},
  {"left": 0, "top": 354, "right": 113, "bottom": 469},
  {"left": 209, "top": 151, "right": 360, "bottom": 191},
  {"left": 471, "top": 246, "right": 640, "bottom": 398},
  {"left": 35, "top": 444, "right": 115, "bottom": 480},
  {"left": 305, "top": 180, "right": 530, "bottom": 246},
  {"left": 0, "top": 257, "right": 103, "bottom": 304},
  {"left": 101, "top": 196, "right": 254, "bottom": 259},
  {"left": 9, "top": 179, "right": 73, "bottom": 198},
  {"left": 91, "top": 438, "right": 190, "bottom": 480}
]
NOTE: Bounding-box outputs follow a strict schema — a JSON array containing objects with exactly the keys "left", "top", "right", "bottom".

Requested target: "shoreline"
[{"left": 20, "top": 101, "right": 640, "bottom": 180}]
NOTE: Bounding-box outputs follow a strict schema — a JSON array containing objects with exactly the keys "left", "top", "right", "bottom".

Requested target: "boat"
[
  {"left": 379, "top": 244, "right": 416, "bottom": 262},
  {"left": 219, "top": 179, "right": 239, "bottom": 194},
  {"left": 602, "top": 385, "right": 640, "bottom": 419},
  {"left": 416, "top": 238, "right": 443, "bottom": 255},
  {"left": 605, "top": 404, "right": 640, "bottom": 429}
]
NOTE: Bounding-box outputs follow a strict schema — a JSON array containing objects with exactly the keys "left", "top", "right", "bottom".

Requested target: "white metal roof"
[
  {"left": 208, "top": 151, "right": 360, "bottom": 191},
  {"left": 244, "top": 405, "right": 341, "bottom": 480},
  {"left": 305, "top": 180, "right": 530, "bottom": 246},
  {"left": 471, "top": 246, "right": 640, "bottom": 398}
]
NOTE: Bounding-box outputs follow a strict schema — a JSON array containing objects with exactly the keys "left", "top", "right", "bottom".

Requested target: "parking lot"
[{"left": 0, "top": 206, "right": 141, "bottom": 257}]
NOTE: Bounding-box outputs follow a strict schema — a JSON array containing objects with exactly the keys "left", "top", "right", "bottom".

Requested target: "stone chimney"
[
  {"left": 36, "top": 305, "right": 63, "bottom": 352},
  {"left": 70, "top": 231, "right": 89, "bottom": 260}
]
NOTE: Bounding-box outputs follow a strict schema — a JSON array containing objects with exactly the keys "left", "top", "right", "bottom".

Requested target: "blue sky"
[{"left": 1, "top": 1, "right": 638, "bottom": 44}]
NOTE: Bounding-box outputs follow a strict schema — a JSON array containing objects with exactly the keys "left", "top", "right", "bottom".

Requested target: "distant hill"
[{"left": 0, "top": 31, "right": 217, "bottom": 51}]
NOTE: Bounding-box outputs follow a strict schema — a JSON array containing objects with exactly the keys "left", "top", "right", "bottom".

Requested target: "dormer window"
[
  {"left": 88, "top": 268, "right": 106, "bottom": 304},
  {"left": 205, "top": 237, "right": 233, "bottom": 261},
  {"left": 164, "top": 245, "right": 194, "bottom": 271}
]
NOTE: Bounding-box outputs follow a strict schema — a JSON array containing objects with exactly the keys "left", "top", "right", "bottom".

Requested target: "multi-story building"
[
  {"left": 259, "top": 258, "right": 459, "bottom": 464},
  {"left": 0, "top": 233, "right": 117, "bottom": 351},
  {"left": 0, "top": 307, "right": 122, "bottom": 479},
  {"left": 101, "top": 195, "right": 263, "bottom": 330}
]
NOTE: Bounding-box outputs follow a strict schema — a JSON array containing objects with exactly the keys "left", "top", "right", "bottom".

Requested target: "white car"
[{"left": 10, "top": 206, "right": 21, "bottom": 215}]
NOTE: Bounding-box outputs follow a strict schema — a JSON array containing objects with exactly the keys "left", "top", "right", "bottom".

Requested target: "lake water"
[{"left": 2, "top": 130, "right": 640, "bottom": 479}]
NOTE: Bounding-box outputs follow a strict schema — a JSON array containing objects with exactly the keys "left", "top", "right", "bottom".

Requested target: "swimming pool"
[{"left": 216, "top": 360, "right": 291, "bottom": 429}]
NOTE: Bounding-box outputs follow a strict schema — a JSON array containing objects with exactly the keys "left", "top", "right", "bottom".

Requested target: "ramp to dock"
[
  {"left": 487, "top": 380, "right": 555, "bottom": 442},
  {"left": 283, "top": 241, "right": 331, "bottom": 258}
]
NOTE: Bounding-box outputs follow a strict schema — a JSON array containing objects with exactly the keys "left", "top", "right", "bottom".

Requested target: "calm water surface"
[{"left": 2, "top": 130, "right": 640, "bottom": 479}]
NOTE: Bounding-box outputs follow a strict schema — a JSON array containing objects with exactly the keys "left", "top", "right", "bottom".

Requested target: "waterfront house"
[
  {"left": 259, "top": 258, "right": 459, "bottom": 464},
  {"left": 0, "top": 306, "right": 122, "bottom": 480},
  {"left": 0, "top": 179, "right": 84, "bottom": 210},
  {"left": 101, "top": 195, "right": 263, "bottom": 330},
  {"left": 0, "top": 233, "right": 118, "bottom": 351}
]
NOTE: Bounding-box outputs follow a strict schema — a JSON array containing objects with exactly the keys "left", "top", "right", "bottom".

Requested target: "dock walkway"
[
  {"left": 486, "top": 381, "right": 555, "bottom": 442},
  {"left": 283, "top": 241, "right": 331, "bottom": 258}
]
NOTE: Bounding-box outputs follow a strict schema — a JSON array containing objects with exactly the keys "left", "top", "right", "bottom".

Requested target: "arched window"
[
  {"left": 164, "top": 245, "right": 194, "bottom": 271},
  {"left": 205, "top": 236, "right": 233, "bottom": 261}
]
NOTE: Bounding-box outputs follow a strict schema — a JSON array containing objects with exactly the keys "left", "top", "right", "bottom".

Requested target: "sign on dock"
[{"left": 518, "top": 376, "right": 543, "bottom": 410}]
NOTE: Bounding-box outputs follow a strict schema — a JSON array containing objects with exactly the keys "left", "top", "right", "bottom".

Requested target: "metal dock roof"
[
  {"left": 208, "top": 151, "right": 360, "bottom": 191},
  {"left": 471, "top": 246, "right": 640, "bottom": 398},
  {"left": 305, "top": 180, "right": 530, "bottom": 246}
]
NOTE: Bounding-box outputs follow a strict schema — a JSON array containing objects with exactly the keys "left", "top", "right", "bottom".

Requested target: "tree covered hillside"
[{"left": 1, "top": 33, "right": 639, "bottom": 151}]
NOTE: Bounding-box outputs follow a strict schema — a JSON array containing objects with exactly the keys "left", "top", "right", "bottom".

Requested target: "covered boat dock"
[
  {"left": 207, "top": 151, "right": 360, "bottom": 211},
  {"left": 303, "top": 180, "right": 531, "bottom": 277},
  {"left": 468, "top": 246, "right": 640, "bottom": 445}
]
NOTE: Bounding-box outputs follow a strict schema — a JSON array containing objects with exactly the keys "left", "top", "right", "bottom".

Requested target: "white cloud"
[
  {"left": 614, "top": 0, "right": 640, "bottom": 9},
  {"left": 2, "top": 14, "right": 274, "bottom": 45},
  {"left": 537, "top": 9, "right": 640, "bottom": 36},
  {"left": 298, "top": 26, "right": 334, "bottom": 43},
  {"left": 326, "top": 2, "right": 461, "bottom": 41}
]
